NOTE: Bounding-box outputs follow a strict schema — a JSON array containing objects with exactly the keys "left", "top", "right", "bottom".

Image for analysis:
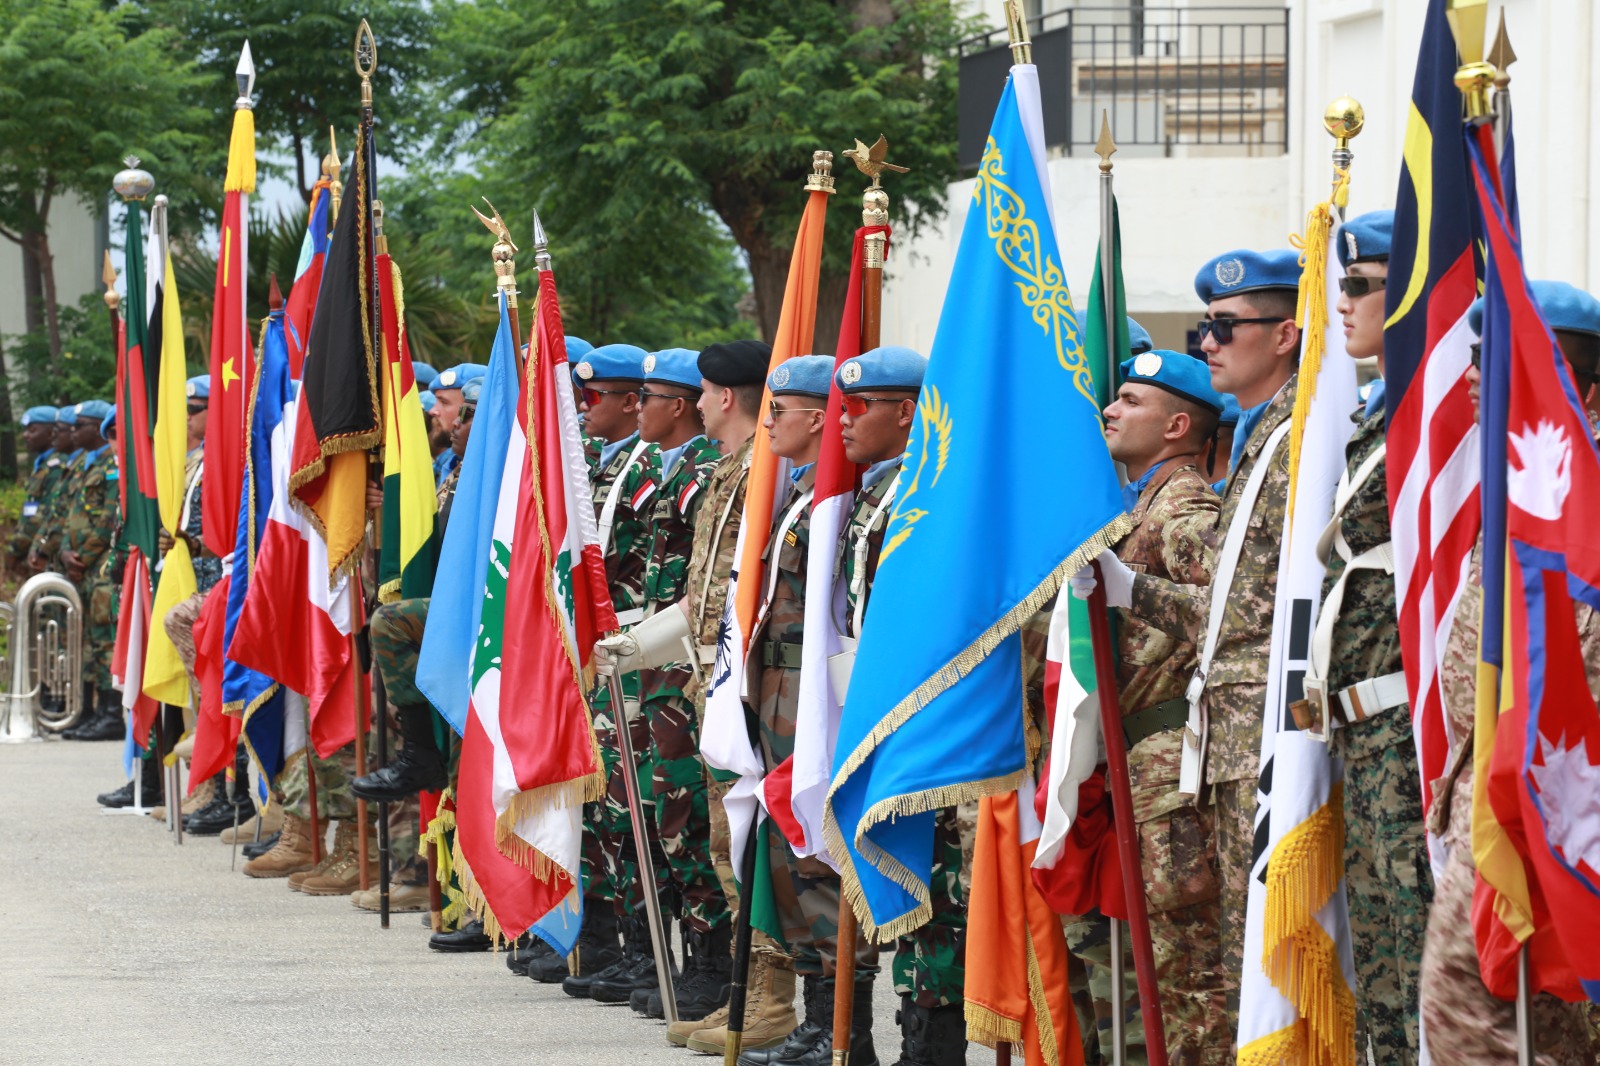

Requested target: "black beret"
[{"left": 698, "top": 339, "right": 773, "bottom": 387}]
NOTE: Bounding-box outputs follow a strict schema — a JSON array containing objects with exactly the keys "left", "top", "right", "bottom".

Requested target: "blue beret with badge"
[
  {"left": 75, "top": 400, "right": 113, "bottom": 424},
  {"left": 21, "top": 406, "right": 57, "bottom": 427},
  {"left": 642, "top": 348, "right": 704, "bottom": 392},
  {"left": 1127, "top": 317, "right": 1153, "bottom": 355},
  {"left": 1469, "top": 279, "right": 1600, "bottom": 339},
  {"left": 186, "top": 375, "right": 211, "bottom": 402},
  {"left": 565, "top": 336, "right": 595, "bottom": 361},
  {"left": 767, "top": 354, "right": 835, "bottom": 398},
  {"left": 1335, "top": 209, "right": 1394, "bottom": 268},
  {"left": 420, "top": 390, "right": 437, "bottom": 414},
  {"left": 572, "top": 343, "right": 648, "bottom": 387},
  {"left": 101, "top": 405, "right": 118, "bottom": 438},
  {"left": 1119, "top": 350, "right": 1224, "bottom": 414},
  {"left": 1218, "top": 393, "right": 1242, "bottom": 428},
  {"left": 835, "top": 345, "right": 928, "bottom": 393},
  {"left": 1195, "top": 248, "right": 1302, "bottom": 305},
  {"left": 431, "top": 363, "right": 487, "bottom": 394},
  {"left": 412, "top": 362, "right": 439, "bottom": 388},
  {"left": 459, "top": 376, "right": 483, "bottom": 406},
  {"left": 57, "top": 406, "right": 78, "bottom": 424}
]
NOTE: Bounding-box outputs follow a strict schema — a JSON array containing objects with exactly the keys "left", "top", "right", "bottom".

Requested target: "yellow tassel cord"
[
  {"left": 1285, "top": 166, "right": 1348, "bottom": 523},
  {"left": 450, "top": 830, "right": 513, "bottom": 948},
  {"left": 225, "top": 108, "right": 256, "bottom": 193},
  {"left": 1259, "top": 782, "right": 1357, "bottom": 1066},
  {"left": 421, "top": 799, "right": 466, "bottom": 930},
  {"left": 822, "top": 513, "right": 1135, "bottom": 944},
  {"left": 1236, "top": 1021, "right": 1310, "bottom": 1066}
]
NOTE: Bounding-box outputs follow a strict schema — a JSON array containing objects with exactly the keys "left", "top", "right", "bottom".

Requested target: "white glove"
[
  {"left": 1068, "top": 549, "right": 1134, "bottom": 610},
  {"left": 593, "top": 603, "right": 694, "bottom": 676}
]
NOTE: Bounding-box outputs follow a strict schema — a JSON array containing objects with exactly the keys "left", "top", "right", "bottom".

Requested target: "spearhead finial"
[
  {"left": 354, "top": 20, "right": 377, "bottom": 111},
  {"left": 1446, "top": 0, "right": 1496, "bottom": 121},
  {"left": 471, "top": 198, "right": 519, "bottom": 291},
  {"left": 101, "top": 250, "right": 119, "bottom": 312},
  {"left": 1488, "top": 9, "right": 1517, "bottom": 88},
  {"left": 531, "top": 209, "right": 551, "bottom": 272},
  {"left": 325, "top": 127, "right": 343, "bottom": 219},
  {"left": 268, "top": 272, "right": 284, "bottom": 312},
  {"left": 1004, "top": 0, "right": 1032, "bottom": 65},
  {"left": 235, "top": 40, "right": 256, "bottom": 108},
  {"left": 113, "top": 156, "right": 154, "bottom": 202},
  {"left": 844, "top": 135, "right": 909, "bottom": 189},
  {"left": 804, "top": 150, "right": 836, "bottom": 194},
  {"left": 1094, "top": 111, "right": 1118, "bottom": 174}
]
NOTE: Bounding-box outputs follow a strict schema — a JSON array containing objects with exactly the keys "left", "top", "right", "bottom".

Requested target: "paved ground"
[{"left": 0, "top": 738, "right": 923, "bottom": 1066}]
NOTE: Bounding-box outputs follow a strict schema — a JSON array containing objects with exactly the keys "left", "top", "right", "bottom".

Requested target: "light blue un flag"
[{"left": 823, "top": 75, "right": 1128, "bottom": 940}]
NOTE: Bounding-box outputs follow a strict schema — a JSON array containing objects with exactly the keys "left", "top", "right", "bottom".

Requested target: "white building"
[
  {"left": 884, "top": 0, "right": 1600, "bottom": 355},
  {"left": 0, "top": 197, "right": 106, "bottom": 342}
]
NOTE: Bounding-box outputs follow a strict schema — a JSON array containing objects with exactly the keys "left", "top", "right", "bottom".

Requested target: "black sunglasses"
[
  {"left": 1337, "top": 276, "right": 1386, "bottom": 298},
  {"left": 638, "top": 389, "right": 692, "bottom": 404},
  {"left": 1196, "top": 317, "right": 1289, "bottom": 345},
  {"left": 1470, "top": 342, "right": 1481, "bottom": 370}
]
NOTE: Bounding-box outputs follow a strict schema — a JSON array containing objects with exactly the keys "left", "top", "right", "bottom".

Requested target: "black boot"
[
  {"left": 429, "top": 919, "right": 493, "bottom": 952},
  {"left": 506, "top": 933, "right": 549, "bottom": 976},
  {"left": 638, "top": 922, "right": 732, "bottom": 1019},
  {"left": 739, "top": 974, "right": 831, "bottom": 1066},
  {"left": 185, "top": 749, "right": 252, "bottom": 835},
  {"left": 242, "top": 831, "right": 280, "bottom": 859},
  {"left": 762, "top": 978, "right": 876, "bottom": 1066},
  {"left": 96, "top": 755, "right": 162, "bottom": 808},
  {"left": 532, "top": 904, "right": 621, "bottom": 984},
  {"left": 587, "top": 915, "right": 672, "bottom": 1003},
  {"left": 889, "top": 996, "right": 966, "bottom": 1066},
  {"left": 66, "top": 689, "right": 126, "bottom": 741},
  {"left": 350, "top": 703, "right": 447, "bottom": 801}
]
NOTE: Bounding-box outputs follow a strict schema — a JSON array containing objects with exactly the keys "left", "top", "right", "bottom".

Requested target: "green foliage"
[
  {"left": 0, "top": 0, "right": 217, "bottom": 236},
  {"left": 10, "top": 293, "right": 119, "bottom": 407}
]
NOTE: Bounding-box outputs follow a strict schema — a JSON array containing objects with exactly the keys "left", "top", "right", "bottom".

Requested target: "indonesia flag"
[
  {"left": 227, "top": 388, "right": 359, "bottom": 757},
  {"left": 285, "top": 177, "right": 331, "bottom": 378}
]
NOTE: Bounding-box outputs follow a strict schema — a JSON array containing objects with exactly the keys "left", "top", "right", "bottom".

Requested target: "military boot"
[
  {"left": 737, "top": 974, "right": 830, "bottom": 1066},
  {"left": 296, "top": 819, "right": 375, "bottom": 896},
  {"left": 242, "top": 813, "right": 316, "bottom": 878},
  {"left": 586, "top": 915, "right": 671, "bottom": 1003},
  {"left": 769, "top": 978, "right": 876, "bottom": 1066},
  {"left": 531, "top": 905, "right": 620, "bottom": 983},
  {"left": 287, "top": 818, "right": 354, "bottom": 891},
  {"left": 683, "top": 950, "right": 798, "bottom": 1053},
  {"left": 636, "top": 923, "right": 733, "bottom": 1019},
  {"left": 350, "top": 703, "right": 447, "bottom": 801},
  {"left": 219, "top": 804, "right": 283, "bottom": 844},
  {"left": 95, "top": 755, "right": 162, "bottom": 808},
  {"left": 185, "top": 748, "right": 252, "bottom": 835},
  {"left": 67, "top": 691, "right": 126, "bottom": 741},
  {"left": 242, "top": 831, "right": 281, "bottom": 860},
  {"left": 888, "top": 996, "right": 966, "bottom": 1066},
  {"left": 351, "top": 882, "right": 431, "bottom": 913},
  {"left": 505, "top": 933, "right": 546, "bottom": 976},
  {"left": 429, "top": 919, "right": 493, "bottom": 952}
]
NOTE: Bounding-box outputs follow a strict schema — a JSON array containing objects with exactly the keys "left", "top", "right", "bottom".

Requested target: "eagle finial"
[{"left": 844, "top": 134, "right": 909, "bottom": 188}]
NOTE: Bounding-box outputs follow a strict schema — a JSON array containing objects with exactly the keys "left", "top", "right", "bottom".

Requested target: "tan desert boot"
[
  {"left": 298, "top": 821, "right": 377, "bottom": 897},
  {"left": 351, "top": 882, "right": 431, "bottom": 913},
  {"left": 242, "top": 812, "right": 316, "bottom": 879},
  {"left": 220, "top": 805, "right": 284, "bottom": 845},
  {"left": 684, "top": 950, "right": 797, "bottom": 1054},
  {"left": 288, "top": 819, "right": 354, "bottom": 891}
]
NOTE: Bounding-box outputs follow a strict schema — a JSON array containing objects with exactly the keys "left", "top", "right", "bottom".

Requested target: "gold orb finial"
[{"left": 1323, "top": 98, "right": 1365, "bottom": 148}]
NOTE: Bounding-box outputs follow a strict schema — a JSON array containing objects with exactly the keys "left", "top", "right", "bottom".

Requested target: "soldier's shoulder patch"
[
  {"left": 783, "top": 528, "right": 798, "bottom": 547},
  {"left": 105, "top": 469, "right": 119, "bottom": 482}
]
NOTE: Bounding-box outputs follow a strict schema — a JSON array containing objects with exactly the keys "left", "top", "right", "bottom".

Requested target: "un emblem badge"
[
  {"left": 575, "top": 361, "right": 595, "bottom": 381},
  {"left": 1133, "top": 351, "right": 1163, "bottom": 378},
  {"left": 1214, "top": 257, "right": 1245, "bottom": 288},
  {"left": 840, "top": 361, "right": 862, "bottom": 385},
  {"left": 772, "top": 365, "right": 791, "bottom": 389},
  {"left": 643, "top": 354, "right": 657, "bottom": 374}
]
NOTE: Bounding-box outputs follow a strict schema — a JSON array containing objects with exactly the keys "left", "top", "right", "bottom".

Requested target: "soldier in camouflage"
[
  {"left": 53, "top": 402, "right": 119, "bottom": 719},
  {"left": 9, "top": 406, "right": 60, "bottom": 570},
  {"left": 27, "top": 408, "right": 86, "bottom": 575},
  {"left": 1089, "top": 249, "right": 1304, "bottom": 1041},
  {"left": 1071, "top": 350, "right": 1229, "bottom": 1065}
]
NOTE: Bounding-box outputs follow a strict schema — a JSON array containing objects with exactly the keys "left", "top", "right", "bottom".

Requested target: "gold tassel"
[
  {"left": 225, "top": 109, "right": 256, "bottom": 193},
  {"left": 1285, "top": 167, "right": 1348, "bottom": 522}
]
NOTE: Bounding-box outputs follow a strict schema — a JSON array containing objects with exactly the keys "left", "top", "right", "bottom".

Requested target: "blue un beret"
[
  {"left": 1127, "top": 317, "right": 1154, "bottom": 355},
  {"left": 459, "top": 377, "right": 483, "bottom": 405},
  {"left": 1195, "top": 248, "right": 1302, "bottom": 305},
  {"left": 1120, "top": 350, "right": 1224, "bottom": 415},
  {"left": 419, "top": 391, "right": 437, "bottom": 415},
  {"left": 185, "top": 375, "right": 211, "bottom": 401},
  {"left": 1218, "top": 393, "right": 1242, "bottom": 428},
  {"left": 21, "top": 406, "right": 57, "bottom": 427},
  {"left": 74, "top": 400, "right": 113, "bottom": 424},
  {"left": 836, "top": 346, "right": 928, "bottom": 393},
  {"left": 411, "top": 362, "right": 439, "bottom": 388},
  {"left": 572, "top": 343, "right": 648, "bottom": 386},
  {"left": 57, "top": 406, "right": 78, "bottom": 424},
  {"left": 565, "top": 336, "right": 595, "bottom": 362},
  {"left": 101, "top": 406, "right": 118, "bottom": 438},
  {"left": 432, "top": 363, "right": 487, "bottom": 393},
  {"left": 1469, "top": 280, "right": 1600, "bottom": 339},
  {"left": 1335, "top": 210, "right": 1394, "bottom": 268},
  {"left": 642, "top": 348, "right": 704, "bottom": 392},
  {"left": 767, "top": 355, "right": 835, "bottom": 399}
]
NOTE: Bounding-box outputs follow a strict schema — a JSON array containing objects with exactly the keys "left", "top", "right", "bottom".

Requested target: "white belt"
[
  {"left": 615, "top": 607, "right": 645, "bottom": 628},
  {"left": 1335, "top": 671, "right": 1409, "bottom": 723}
]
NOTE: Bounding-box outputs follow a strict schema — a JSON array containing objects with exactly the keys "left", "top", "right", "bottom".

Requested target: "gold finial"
[
  {"left": 372, "top": 199, "right": 387, "bottom": 255},
  {"left": 113, "top": 156, "right": 155, "bottom": 202},
  {"left": 1094, "top": 111, "right": 1117, "bottom": 174},
  {"left": 101, "top": 250, "right": 119, "bottom": 313},
  {"left": 1488, "top": 9, "right": 1516, "bottom": 89},
  {"left": 325, "top": 126, "right": 343, "bottom": 220},
  {"left": 471, "top": 197, "right": 519, "bottom": 294},
  {"left": 804, "top": 150, "right": 836, "bottom": 194},
  {"left": 1323, "top": 97, "right": 1365, "bottom": 147},
  {"left": 844, "top": 135, "right": 908, "bottom": 189},
  {"left": 354, "top": 19, "right": 377, "bottom": 112},
  {"left": 1005, "top": 0, "right": 1032, "bottom": 66},
  {"left": 1446, "top": 0, "right": 1496, "bottom": 121}
]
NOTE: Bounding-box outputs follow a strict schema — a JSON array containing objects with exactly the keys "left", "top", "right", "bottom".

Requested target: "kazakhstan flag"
[{"left": 823, "top": 75, "right": 1130, "bottom": 941}]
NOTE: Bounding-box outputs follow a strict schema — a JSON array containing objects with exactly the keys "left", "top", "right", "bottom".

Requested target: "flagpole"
[
  {"left": 471, "top": 197, "right": 524, "bottom": 360},
  {"left": 1487, "top": 11, "right": 1517, "bottom": 173}
]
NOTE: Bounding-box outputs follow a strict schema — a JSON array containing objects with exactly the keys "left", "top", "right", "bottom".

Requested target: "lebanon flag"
[
  {"left": 228, "top": 386, "right": 359, "bottom": 757},
  {"left": 700, "top": 181, "right": 829, "bottom": 875}
]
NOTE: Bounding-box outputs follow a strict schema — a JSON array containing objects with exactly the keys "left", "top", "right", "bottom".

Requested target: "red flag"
[
  {"left": 204, "top": 191, "right": 253, "bottom": 558},
  {"left": 188, "top": 579, "right": 242, "bottom": 787}
]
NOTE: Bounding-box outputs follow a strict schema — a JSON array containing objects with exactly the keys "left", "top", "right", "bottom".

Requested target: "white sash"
[{"left": 596, "top": 440, "right": 652, "bottom": 558}]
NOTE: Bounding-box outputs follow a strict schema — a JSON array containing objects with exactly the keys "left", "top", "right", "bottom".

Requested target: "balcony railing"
[{"left": 957, "top": 5, "right": 1290, "bottom": 169}]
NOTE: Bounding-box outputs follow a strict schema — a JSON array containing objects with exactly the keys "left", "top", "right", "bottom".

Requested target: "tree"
[
  {"left": 0, "top": 0, "right": 213, "bottom": 360},
  {"left": 146, "top": 0, "right": 439, "bottom": 203},
  {"left": 438, "top": 0, "right": 972, "bottom": 350}
]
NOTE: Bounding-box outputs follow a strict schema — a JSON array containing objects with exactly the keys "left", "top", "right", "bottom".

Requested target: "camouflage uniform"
[
  {"left": 1111, "top": 457, "right": 1228, "bottom": 1066},
  {"left": 30, "top": 449, "right": 84, "bottom": 567},
  {"left": 840, "top": 460, "right": 963, "bottom": 1006},
  {"left": 592, "top": 435, "right": 661, "bottom": 917},
  {"left": 752, "top": 465, "right": 874, "bottom": 977},
  {"left": 1419, "top": 541, "right": 1595, "bottom": 1064},
  {"left": 61, "top": 446, "right": 118, "bottom": 690},
  {"left": 1316, "top": 407, "right": 1431, "bottom": 1064},
  {"left": 279, "top": 734, "right": 364, "bottom": 822},
  {"left": 10, "top": 449, "right": 63, "bottom": 565},
  {"left": 1129, "top": 373, "right": 1297, "bottom": 1030},
  {"left": 633, "top": 435, "right": 728, "bottom": 935},
  {"left": 370, "top": 596, "right": 433, "bottom": 872}
]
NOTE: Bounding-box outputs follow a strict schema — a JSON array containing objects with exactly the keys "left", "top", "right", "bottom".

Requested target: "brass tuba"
[{"left": 0, "top": 572, "right": 84, "bottom": 741}]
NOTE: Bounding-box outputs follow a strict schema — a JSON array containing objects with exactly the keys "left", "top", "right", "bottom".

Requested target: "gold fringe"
[
  {"left": 963, "top": 1001, "right": 1022, "bottom": 1050},
  {"left": 225, "top": 109, "right": 256, "bottom": 193},
  {"left": 421, "top": 798, "right": 466, "bottom": 928},
  {"left": 1260, "top": 783, "right": 1357, "bottom": 1066},
  {"left": 821, "top": 513, "right": 1134, "bottom": 942},
  {"left": 1286, "top": 167, "right": 1347, "bottom": 523},
  {"left": 242, "top": 314, "right": 272, "bottom": 570},
  {"left": 378, "top": 576, "right": 402, "bottom": 604},
  {"left": 1237, "top": 1020, "right": 1309, "bottom": 1066}
]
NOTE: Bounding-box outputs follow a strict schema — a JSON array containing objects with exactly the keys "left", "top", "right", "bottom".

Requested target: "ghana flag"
[{"left": 376, "top": 251, "right": 438, "bottom": 603}]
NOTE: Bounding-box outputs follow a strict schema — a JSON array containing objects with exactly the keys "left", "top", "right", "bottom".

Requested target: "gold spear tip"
[
  {"left": 323, "top": 126, "right": 341, "bottom": 178},
  {"left": 1488, "top": 9, "right": 1517, "bottom": 88},
  {"left": 1446, "top": 0, "right": 1496, "bottom": 118},
  {"left": 354, "top": 19, "right": 377, "bottom": 79},
  {"left": 268, "top": 272, "right": 284, "bottom": 311},
  {"left": 1094, "top": 110, "right": 1118, "bottom": 172},
  {"left": 844, "top": 135, "right": 909, "bottom": 188},
  {"left": 1323, "top": 97, "right": 1365, "bottom": 146},
  {"left": 101, "top": 250, "right": 119, "bottom": 311}
]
